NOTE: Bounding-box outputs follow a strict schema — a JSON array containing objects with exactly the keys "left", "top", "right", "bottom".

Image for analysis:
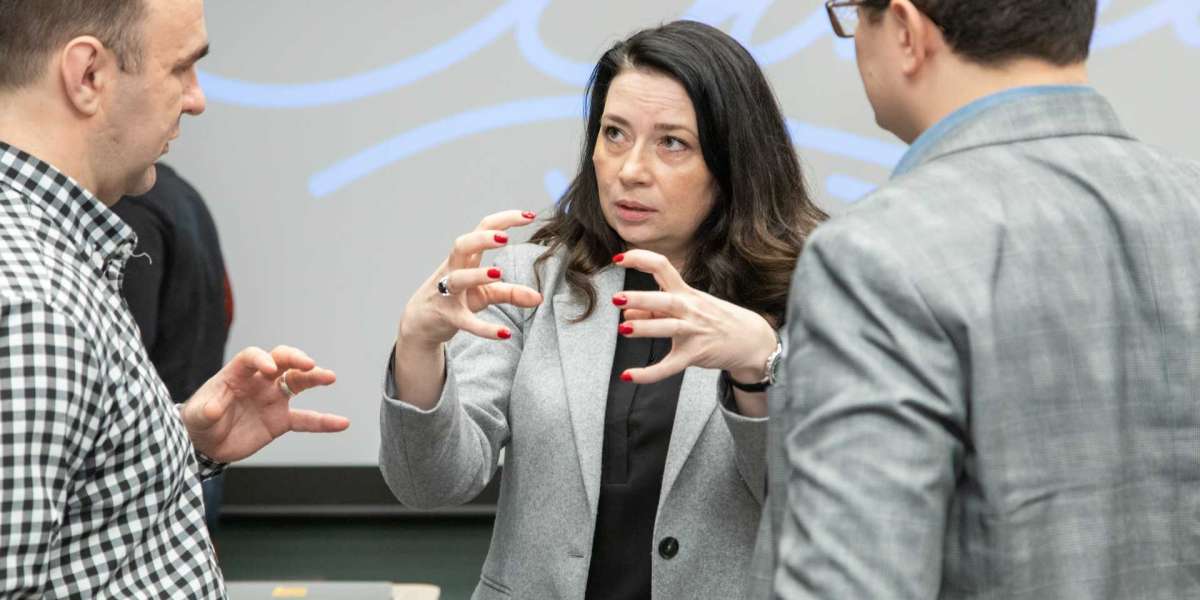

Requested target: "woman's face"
[{"left": 593, "top": 69, "right": 718, "bottom": 267}]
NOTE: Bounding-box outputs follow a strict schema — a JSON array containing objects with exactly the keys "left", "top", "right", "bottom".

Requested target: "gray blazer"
[
  {"left": 380, "top": 244, "right": 768, "bottom": 599},
  {"left": 765, "top": 89, "right": 1200, "bottom": 598}
]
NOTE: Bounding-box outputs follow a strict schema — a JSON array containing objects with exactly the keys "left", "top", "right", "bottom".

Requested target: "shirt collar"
[
  {"left": 892, "top": 85, "right": 1094, "bottom": 178},
  {"left": 0, "top": 141, "right": 137, "bottom": 271}
]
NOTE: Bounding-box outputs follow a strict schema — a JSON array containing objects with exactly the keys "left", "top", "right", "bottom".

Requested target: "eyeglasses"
[
  {"left": 825, "top": 0, "right": 879, "bottom": 39},
  {"left": 825, "top": 0, "right": 944, "bottom": 39}
]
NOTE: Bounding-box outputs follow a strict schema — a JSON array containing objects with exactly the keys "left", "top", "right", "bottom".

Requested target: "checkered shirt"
[{"left": 0, "top": 143, "right": 226, "bottom": 599}]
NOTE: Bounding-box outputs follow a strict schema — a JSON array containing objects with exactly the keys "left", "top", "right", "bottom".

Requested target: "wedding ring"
[
  {"left": 436, "top": 275, "right": 453, "bottom": 297},
  {"left": 278, "top": 369, "right": 297, "bottom": 399}
]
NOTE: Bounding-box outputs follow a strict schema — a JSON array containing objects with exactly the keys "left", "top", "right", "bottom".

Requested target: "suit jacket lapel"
[
  {"left": 554, "top": 265, "right": 623, "bottom": 516},
  {"left": 658, "top": 366, "right": 719, "bottom": 515}
]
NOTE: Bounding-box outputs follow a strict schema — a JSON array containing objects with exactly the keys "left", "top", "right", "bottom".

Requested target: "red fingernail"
[
  {"left": 498, "top": 328, "right": 512, "bottom": 340},
  {"left": 495, "top": 233, "right": 509, "bottom": 244},
  {"left": 522, "top": 211, "right": 536, "bottom": 220},
  {"left": 620, "top": 371, "right": 633, "bottom": 382},
  {"left": 612, "top": 294, "right": 628, "bottom": 306},
  {"left": 619, "top": 323, "right": 634, "bottom": 335},
  {"left": 613, "top": 253, "right": 625, "bottom": 263},
  {"left": 487, "top": 268, "right": 502, "bottom": 279}
]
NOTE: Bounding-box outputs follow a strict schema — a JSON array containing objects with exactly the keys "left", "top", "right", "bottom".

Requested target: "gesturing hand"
[
  {"left": 398, "top": 210, "right": 544, "bottom": 347},
  {"left": 612, "top": 250, "right": 777, "bottom": 387},
  {"left": 182, "top": 345, "right": 346, "bottom": 463}
]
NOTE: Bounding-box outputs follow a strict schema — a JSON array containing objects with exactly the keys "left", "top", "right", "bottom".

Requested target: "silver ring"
[
  {"left": 436, "top": 275, "right": 453, "bottom": 297},
  {"left": 278, "top": 370, "right": 297, "bottom": 399}
]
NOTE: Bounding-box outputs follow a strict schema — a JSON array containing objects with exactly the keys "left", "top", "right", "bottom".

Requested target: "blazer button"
[{"left": 658, "top": 537, "right": 679, "bottom": 559}]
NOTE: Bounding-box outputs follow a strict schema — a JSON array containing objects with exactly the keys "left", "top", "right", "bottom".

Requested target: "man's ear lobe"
[{"left": 60, "top": 36, "right": 112, "bottom": 116}]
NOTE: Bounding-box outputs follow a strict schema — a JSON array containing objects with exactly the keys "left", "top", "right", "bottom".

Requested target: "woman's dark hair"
[{"left": 530, "top": 20, "right": 826, "bottom": 325}]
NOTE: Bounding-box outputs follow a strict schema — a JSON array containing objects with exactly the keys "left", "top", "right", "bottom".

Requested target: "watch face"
[{"left": 766, "top": 343, "right": 783, "bottom": 385}]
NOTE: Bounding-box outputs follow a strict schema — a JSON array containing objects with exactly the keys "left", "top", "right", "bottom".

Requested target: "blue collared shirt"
[{"left": 892, "top": 85, "right": 1094, "bottom": 178}]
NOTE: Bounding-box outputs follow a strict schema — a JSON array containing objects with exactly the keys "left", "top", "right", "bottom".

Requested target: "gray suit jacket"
[
  {"left": 766, "top": 89, "right": 1200, "bottom": 598},
  {"left": 380, "top": 244, "right": 768, "bottom": 599}
]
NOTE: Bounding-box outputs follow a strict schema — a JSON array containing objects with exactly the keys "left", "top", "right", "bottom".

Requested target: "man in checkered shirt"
[{"left": 0, "top": 1, "right": 350, "bottom": 597}]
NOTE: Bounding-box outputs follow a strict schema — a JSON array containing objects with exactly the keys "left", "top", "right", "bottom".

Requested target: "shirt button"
[{"left": 658, "top": 536, "right": 679, "bottom": 559}]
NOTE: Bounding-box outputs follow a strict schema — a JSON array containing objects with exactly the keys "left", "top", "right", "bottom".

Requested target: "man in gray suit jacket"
[{"left": 762, "top": 0, "right": 1200, "bottom": 598}]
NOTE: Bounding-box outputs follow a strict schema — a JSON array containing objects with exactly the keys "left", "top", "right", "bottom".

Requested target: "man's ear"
[
  {"left": 59, "top": 36, "right": 115, "bottom": 116},
  {"left": 890, "top": 0, "right": 940, "bottom": 77}
]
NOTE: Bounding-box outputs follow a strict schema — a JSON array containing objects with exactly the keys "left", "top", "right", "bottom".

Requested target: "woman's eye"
[
  {"left": 604, "top": 126, "right": 624, "bottom": 142},
  {"left": 662, "top": 136, "right": 688, "bottom": 152}
]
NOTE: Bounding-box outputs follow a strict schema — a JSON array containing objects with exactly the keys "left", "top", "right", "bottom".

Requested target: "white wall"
[{"left": 167, "top": 0, "right": 1200, "bottom": 464}]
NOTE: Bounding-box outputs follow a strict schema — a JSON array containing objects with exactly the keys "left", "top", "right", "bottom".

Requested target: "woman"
[{"left": 380, "top": 20, "right": 825, "bottom": 599}]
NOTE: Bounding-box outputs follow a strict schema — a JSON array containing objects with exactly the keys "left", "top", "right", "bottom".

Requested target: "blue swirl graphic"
[
  {"left": 826, "top": 174, "right": 880, "bottom": 202},
  {"left": 515, "top": 0, "right": 594, "bottom": 87},
  {"left": 197, "top": 0, "right": 526, "bottom": 109},
  {"left": 1092, "top": 0, "right": 1198, "bottom": 49},
  {"left": 309, "top": 95, "right": 582, "bottom": 198},
  {"left": 198, "top": 0, "right": 1199, "bottom": 201}
]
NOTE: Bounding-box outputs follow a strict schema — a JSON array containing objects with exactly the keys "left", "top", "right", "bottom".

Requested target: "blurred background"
[{"left": 162, "top": 1, "right": 1199, "bottom": 596}]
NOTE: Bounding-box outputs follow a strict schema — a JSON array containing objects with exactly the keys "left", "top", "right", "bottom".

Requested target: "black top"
[
  {"left": 584, "top": 269, "right": 685, "bottom": 600},
  {"left": 111, "top": 164, "right": 232, "bottom": 403}
]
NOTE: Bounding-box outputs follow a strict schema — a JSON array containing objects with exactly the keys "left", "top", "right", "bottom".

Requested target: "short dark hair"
[
  {"left": 869, "top": 0, "right": 1097, "bottom": 66},
  {"left": 0, "top": 0, "right": 146, "bottom": 90},
  {"left": 531, "top": 20, "right": 826, "bottom": 325}
]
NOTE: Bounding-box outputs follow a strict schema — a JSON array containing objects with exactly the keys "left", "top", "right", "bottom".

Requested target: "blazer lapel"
[
  {"left": 658, "top": 366, "right": 719, "bottom": 514},
  {"left": 554, "top": 265, "right": 624, "bottom": 516}
]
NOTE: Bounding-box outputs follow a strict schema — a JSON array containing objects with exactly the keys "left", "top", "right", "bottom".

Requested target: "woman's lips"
[{"left": 615, "top": 200, "right": 655, "bottom": 223}]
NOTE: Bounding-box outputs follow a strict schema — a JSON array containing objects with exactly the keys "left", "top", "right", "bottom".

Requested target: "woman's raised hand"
[
  {"left": 398, "top": 210, "right": 544, "bottom": 348},
  {"left": 612, "top": 250, "right": 777, "bottom": 387}
]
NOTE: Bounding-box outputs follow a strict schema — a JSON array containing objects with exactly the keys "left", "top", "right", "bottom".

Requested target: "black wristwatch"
[{"left": 725, "top": 335, "right": 783, "bottom": 392}]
